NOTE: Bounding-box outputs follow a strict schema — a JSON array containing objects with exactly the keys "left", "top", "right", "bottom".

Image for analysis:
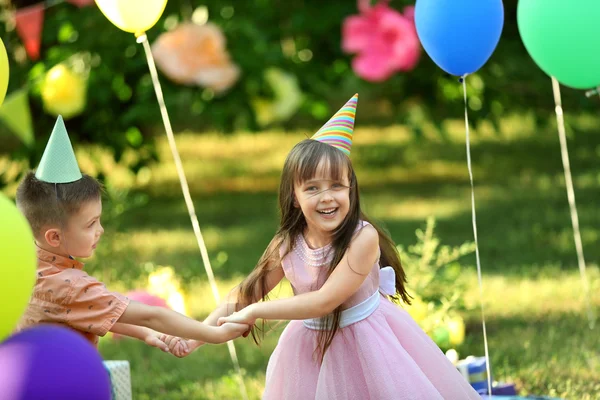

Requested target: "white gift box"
[{"left": 103, "top": 360, "right": 132, "bottom": 400}]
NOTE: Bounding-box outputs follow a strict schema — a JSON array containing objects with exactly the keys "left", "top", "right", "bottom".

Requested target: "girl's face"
[{"left": 293, "top": 158, "right": 350, "bottom": 241}]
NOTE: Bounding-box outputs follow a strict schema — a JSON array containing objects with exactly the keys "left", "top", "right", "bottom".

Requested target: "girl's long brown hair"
[{"left": 237, "top": 139, "right": 410, "bottom": 361}]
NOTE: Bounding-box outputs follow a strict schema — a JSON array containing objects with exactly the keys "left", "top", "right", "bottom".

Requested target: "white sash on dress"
[{"left": 303, "top": 266, "right": 396, "bottom": 330}]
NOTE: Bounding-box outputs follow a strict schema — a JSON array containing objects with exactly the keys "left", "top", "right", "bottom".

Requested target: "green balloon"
[
  {"left": 518, "top": 0, "right": 600, "bottom": 89},
  {"left": 432, "top": 326, "right": 451, "bottom": 349},
  {"left": 0, "top": 193, "right": 36, "bottom": 341}
]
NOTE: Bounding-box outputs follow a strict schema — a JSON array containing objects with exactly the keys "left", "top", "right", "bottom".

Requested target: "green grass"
[{"left": 5, "top": 117, "right": 600, "bottom": 399}]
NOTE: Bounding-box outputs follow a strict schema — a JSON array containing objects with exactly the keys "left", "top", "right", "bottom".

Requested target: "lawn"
[{"left": 9, "top": 115, "right": 599, "bottom": 399}]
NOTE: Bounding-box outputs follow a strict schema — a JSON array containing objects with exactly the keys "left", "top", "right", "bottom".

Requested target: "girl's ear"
[{"left": 293, "top": 195, "right": 299, "bottom": 208}]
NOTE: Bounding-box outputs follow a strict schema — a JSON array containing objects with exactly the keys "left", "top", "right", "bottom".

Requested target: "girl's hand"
[
  {"left": 214, "top": 322, "right": 251, "bottom": 343},
  {"left": 217, "top": 305, "right": 256, "bottom": 326}
]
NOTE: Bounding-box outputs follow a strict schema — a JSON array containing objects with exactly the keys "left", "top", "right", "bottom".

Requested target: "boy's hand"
[{"left": 143, "top": 332, "right": 170, "bottom": 353}]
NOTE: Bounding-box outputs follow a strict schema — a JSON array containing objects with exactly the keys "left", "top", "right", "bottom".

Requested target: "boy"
[{"left": 15, "top": 116, "right": 247, "bottom": 354}]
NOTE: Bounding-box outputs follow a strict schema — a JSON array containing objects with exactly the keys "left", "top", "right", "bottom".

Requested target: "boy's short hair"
[{"left": 16, "top": 172, "right": 103, "bottom": 237}]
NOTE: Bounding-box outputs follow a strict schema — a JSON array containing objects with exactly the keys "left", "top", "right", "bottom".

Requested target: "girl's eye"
[
  {"left": 306, "top": 186, "right": 318, "bottom": 191},
  {"left": 89, "top": 220, "right": 96, "bottom": 228}
]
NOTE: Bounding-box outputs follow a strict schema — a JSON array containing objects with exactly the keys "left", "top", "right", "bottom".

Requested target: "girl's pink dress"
[{"left": 262, "top": 222, "right": 481, "bottom": 400}]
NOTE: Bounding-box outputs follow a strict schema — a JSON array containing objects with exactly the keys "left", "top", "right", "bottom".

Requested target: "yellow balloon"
[
  {"left": 0, "top": 193, "right": 36, "bottom": 341},
  {"left": 0, "top": 38, "right": 9, "bottom": 107},
  {"left": 95, "top": 0, "right": 168, "bottom": 36},
  {"left": 41, "top": 64, "right": 87, "bottom": 120}
]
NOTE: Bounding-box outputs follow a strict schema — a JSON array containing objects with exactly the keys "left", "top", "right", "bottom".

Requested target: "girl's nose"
[{"left": 321, "top": 190, "right": 333, "bottom": 202}]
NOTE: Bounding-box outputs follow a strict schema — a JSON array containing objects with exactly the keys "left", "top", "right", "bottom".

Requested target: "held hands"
[
  {"left": 159, "top": 334, "right": 200, "bottom": 358},
  {"left": 217, "top": 305, "right": 256, "bottom": 327},
  {"left": 214, "top": 322, "right": 251, "bottom": 343},
  {"left": 144, "top": 332, "right": 175, "bottom": 353}
]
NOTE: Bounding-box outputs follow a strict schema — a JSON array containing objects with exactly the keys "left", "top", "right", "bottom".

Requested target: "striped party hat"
[{"left": 311, "top": 93, "right": 358, "bottom": 156}]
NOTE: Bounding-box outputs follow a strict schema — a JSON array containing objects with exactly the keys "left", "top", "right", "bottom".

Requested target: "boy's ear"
[{"left": 43, "top": 228, "right": 62, "bottom": 248}]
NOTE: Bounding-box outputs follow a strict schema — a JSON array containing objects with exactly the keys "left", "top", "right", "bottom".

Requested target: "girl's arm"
[
  {"left": 117, "top": 301, "right": 249, "bottom": 343},
  {"left": 220, "top": 225, "right": 379, "bottom": 324},
  {"left": 204, "top": 237, "right": 286, "bottom": 326},
  {"left": 204, "top": 264, "right": 285, "bottom": 326}
]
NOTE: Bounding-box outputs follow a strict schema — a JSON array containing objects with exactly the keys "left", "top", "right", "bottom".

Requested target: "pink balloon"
[
  {"left": 111, "top": 290, "right": 169, "bottom": 340},
  {"left": 126, "top": 290, "right": 169, "bottom": 308}
]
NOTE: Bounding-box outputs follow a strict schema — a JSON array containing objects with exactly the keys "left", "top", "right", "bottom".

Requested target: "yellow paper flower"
[
  {"left": 252, "top": 68, "right": 303, "bottom": 127},
  {"left": 147, "top": 266, "right": 188, "bottom": 316},
  {"left": 447, "top": 315, "right": 466, "bottom": 346}
]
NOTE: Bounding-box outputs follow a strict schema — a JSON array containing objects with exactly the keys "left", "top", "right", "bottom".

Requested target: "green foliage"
[
  {"left": 399, "top": 216, "right": 475, "bottom": 306},
  {"left": 3, "top": 0, "right": 598, "bottom": 182},
  {"left": 398, "top": 217, "right": 475, "bottom": 349}
]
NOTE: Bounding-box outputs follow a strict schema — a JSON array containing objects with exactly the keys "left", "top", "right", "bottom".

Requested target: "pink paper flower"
[{"left": 342, "top": 2, "right": 420, "bottom": 82}]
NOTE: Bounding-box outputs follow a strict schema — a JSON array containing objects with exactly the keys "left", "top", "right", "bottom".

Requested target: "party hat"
[
  {"left": 35, "top": 115, "right": 82, "bottom": 183},
  {"left": 310, "top": 93, "right": 358, "bottom": 156}
]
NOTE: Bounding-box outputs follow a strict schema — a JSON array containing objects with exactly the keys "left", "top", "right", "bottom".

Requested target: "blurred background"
[{"left": 0, "top": 0, "right": 599, "bottom": 399}]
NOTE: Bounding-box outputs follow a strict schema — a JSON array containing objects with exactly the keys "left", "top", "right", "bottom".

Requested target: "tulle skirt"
[{"left": 262, "top": 295, "right": 480, "bottom": 400}]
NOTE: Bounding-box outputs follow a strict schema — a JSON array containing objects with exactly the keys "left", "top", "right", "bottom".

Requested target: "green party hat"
[
  {"left": 310, "top": 93, "right": 358, "bottom": 156},
  {"left": 35, "top": 115, "right": 82, "bottom": 183}
]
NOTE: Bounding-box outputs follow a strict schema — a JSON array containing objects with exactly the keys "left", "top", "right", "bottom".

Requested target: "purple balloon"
[{"left": 0, "top": 326, "right": 111, "bottom": 400}]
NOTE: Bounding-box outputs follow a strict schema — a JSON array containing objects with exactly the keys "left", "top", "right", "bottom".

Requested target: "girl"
[{"left": 212, "top": 94, "right": 480, "bottom": 399}]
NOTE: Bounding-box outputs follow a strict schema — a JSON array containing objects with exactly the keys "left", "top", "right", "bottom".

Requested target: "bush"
[{"left": 398, "top": 217, "right": 475, "bottom": 350}]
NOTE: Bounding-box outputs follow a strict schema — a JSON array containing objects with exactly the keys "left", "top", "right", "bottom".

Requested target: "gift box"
[
  {"left": 457, "top": 356, "right": 489, "bottom": 392},
  {"left": 480, "top": 396, "right": 564, "bottom": 400},
  {"left": 103, "top": 360, "right": 132, "bottom": 400},
  {"left": 477, "top": 382, "right": 517, "bottom": 396}
]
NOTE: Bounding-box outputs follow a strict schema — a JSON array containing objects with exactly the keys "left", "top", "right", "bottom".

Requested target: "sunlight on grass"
[
  {"left": 365, "top": 185, "right": 505, "bottom": 221},
  {"left": 463, "top": 267, "right": 600, "bottom": 318},
  {"left": 110, "top": 225, "right": 270, "bottom": 262}
]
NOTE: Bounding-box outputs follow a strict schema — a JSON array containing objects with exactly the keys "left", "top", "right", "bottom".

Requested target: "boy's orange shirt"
[{"left": 16, "top": 246, "right": 130, "bottom": 346}]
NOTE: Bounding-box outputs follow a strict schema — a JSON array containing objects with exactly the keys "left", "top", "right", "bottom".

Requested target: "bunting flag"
[
  {"left": 67, "top": 0, "right": 96, "bottom": 7},
  {"left": 0, "top": 88, "right": 34, "bottom": 147},
  {"left": 15, "top": 4, "right": 45, "bottom": 61}
]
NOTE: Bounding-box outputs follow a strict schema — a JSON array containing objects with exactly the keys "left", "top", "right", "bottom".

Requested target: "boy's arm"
[
  {"left": 117, "top": 301, "right": 248, "bottom": 343},
  {"left": 64, "top": 273, "right": 246, "bottom": 344}
]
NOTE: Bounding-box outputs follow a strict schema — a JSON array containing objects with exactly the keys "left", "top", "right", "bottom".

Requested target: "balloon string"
[
  {"left": 462, "top": 75, "right": 493, "bottom": 397},
  {"left": 138, "top": 34, "right": 249, "bottom": 400},
  {"left": 550, "top": 77, "right": 595, "bottom": 330}
]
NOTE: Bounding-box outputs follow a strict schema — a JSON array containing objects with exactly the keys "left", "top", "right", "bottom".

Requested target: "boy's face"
[{"left": 62, "top": 198, "right": 104, "bottom": 258}]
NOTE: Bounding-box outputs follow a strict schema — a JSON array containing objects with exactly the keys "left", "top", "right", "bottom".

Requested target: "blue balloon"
[
  {"left": 0, "top": 326, "right": 111, "bottom": 400},
  {"left": 415, "top": 0, "right": 504, "bottom": 76}
]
